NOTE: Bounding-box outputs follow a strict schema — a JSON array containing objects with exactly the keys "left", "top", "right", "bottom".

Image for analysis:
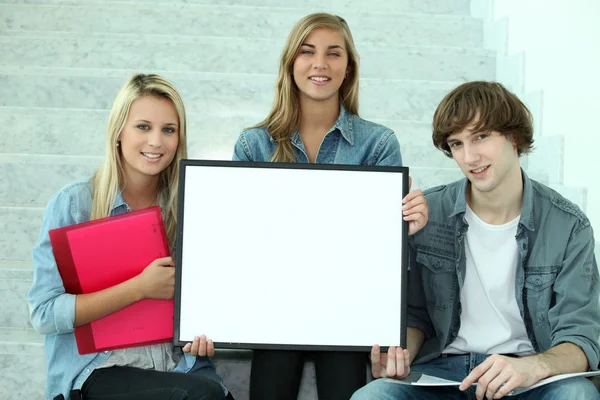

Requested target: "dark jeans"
[
  {"left": 81, "top": 366, "right": 227, "bottom": 400},
  {"left": 250, "top": 350, "right": 367, "bottom": 400}
]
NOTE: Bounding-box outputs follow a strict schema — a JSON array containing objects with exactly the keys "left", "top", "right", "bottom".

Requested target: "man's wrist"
[{"left": 525, "top": 353, "right": 553, "bottom": 381}]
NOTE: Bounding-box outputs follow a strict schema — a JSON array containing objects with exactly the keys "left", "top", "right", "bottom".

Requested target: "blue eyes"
[
  {"left": 136, "top": 124, "right": 176, "bottom": 134},
  {"left": 300, "top": 49, "right": 341, "bottom": 57}
]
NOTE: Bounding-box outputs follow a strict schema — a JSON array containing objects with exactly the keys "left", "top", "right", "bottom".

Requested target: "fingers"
[
  {"left": 402, "top": 194, "right": 426, "bottom": 213},
  {"left": 474, "top": 358, "right": 505, "bottom": 400},
  {"left": 190, "top": 336, "right": 200, "bottom": 356},
  {"left": 493, "top": 375, "right": 519, "bottom": 399},
  {"left": 187, "top": 335, "right": 215, "bottom": 357},
  {"left": 157, "top": 256, "right": 175, "bottom": 266},
  {"left": 461, "top": 357, "right": 492, "bottom": 390},
  {"left": 402, "top": 348, "right": 410, "bottom": 378},
  {"left": 394, "top": 347, "right": 408, "bottom": 377},
  {"left": 402, "top": 190, "right": 428, "bottom": 236},
  {"left": 486, "top": 369, "right": 512, "bottom": 399},
  {"left": 198, "top": 335, "right": 207, "bottom": 356},
  {"left": 386, "top": 346, "right": 397, "bottom": 378},
  {"left": 207, "top": 338, "right": 215, "bottom": 357},
  {"left": 408, "top": 176, "right": 412, "bottom": 192},
  {"left": 402, "top": 189, "right": 423, "bottom": 205},
  {"left": 370, "top": 344, "right": 383, "bottom": 378},
  {"left": 403, "top": 204, "right": 427, "bottom": 221}
]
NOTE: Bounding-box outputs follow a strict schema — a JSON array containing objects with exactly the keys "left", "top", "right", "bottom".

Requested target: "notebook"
[{"left": 49, "top": 206, "right": 173, "bottom": 354}]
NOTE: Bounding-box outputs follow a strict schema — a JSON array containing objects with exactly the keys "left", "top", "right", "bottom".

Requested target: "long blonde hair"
[
  {"left": 250, "top": 13, "right": 360, "bottom": 162},
  {"left": 90, "top": 74, "right": 187, "bottom": 248}
]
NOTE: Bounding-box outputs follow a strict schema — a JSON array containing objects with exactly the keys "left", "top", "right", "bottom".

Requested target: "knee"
[
  {"left": 542, "top": 377, "right": 600, "bottom": 400},
  {"left": 190, "top": 378, "right": 226, "bottom": 400},
  {"left": 350, "top": 379, "right": 398, "bottom": 400}
]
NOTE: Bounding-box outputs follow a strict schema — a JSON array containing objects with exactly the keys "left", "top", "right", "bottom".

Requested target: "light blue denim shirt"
[
  {"left": 27, "top": 178, "right": 224, "bottom": 400},
  {"left": 407, "top": 170, "right": 600, "bottom": 369},
  {"left": 233, "top": 106, "right": 403, "bottom": 166}
]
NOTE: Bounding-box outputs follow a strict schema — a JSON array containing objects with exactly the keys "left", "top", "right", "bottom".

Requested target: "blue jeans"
[{"left": 351, "top": 353, "right": 599, "bottom": 400}]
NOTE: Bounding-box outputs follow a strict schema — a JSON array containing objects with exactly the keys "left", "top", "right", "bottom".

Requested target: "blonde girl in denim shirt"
[
  {"left": 233, "top": 13, "right": 428, "bottom": 400},
  {"left": 28, "top": 74, "right": 227, "bottom": 400}
]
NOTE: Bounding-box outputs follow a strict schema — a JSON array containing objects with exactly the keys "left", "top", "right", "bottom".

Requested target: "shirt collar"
[
  {"left": 449, "top": 168, "right": 535, "bottom": 232},
  {"left": 288, "top": 105, "right": 355, "bottom": 146}
]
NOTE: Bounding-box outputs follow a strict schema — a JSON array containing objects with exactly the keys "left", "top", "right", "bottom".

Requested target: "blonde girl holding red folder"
[{"left": 28, "top": 74, "right": 227, "bottom": 400}]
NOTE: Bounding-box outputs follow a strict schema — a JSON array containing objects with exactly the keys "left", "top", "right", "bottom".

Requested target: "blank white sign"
[{"left": 175, "top": 161, "right": 407, "bottom": 350}]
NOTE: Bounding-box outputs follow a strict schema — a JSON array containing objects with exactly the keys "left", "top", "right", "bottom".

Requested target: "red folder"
[{"left": 49, "top": 206, "right": 174, "bottom": 355}]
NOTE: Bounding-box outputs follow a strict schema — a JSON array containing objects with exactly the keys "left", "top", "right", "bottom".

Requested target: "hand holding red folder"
[
  {"left": 137, "top": 256, "right": 176, "bottom": 300},
  {"left": 49, "top": 206, "right": 174, "bottom": 355}
]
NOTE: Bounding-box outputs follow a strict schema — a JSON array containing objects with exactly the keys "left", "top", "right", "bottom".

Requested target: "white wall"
[{"left": 479, "top": 0, "right": 600, "bottom": 234}]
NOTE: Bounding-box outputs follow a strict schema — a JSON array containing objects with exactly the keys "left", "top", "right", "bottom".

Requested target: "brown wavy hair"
[{"left": 432, "top": 81, "right": 534, "bottom": 157}]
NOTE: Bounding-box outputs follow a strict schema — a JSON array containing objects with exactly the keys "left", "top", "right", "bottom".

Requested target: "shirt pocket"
[
  {"left": 416, "top": 252, "right": 456, "bottom": 311},
  {"left": 523, "top": 268, "right": 558, "bottom": 329}
]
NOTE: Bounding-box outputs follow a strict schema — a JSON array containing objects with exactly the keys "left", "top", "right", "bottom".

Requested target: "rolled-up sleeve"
[
  {"left": 549, "top": 224, "right": 600, "bottom": 370},
  {"left": 27, "top": 190, "right": 77, "bottom": 335}
]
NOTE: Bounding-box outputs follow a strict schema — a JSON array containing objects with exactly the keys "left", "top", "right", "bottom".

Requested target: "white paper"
[
  {"left": 177, "top": 163, "right": 406, "bottom": 348},
  {"left": 385, "top": 370, "right": 600, "bottom": 395},
  {"left": 510, "top": 370, "right": 600, "bottom": 395}
]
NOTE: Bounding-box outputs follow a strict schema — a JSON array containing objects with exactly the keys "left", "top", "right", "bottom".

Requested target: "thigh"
[
  {"left": 313, "top": 351, "right": 366, "bottom": 400},
  {"left": 82, "top": 366, "right": 225, "bottom": 400},
  {"left": 351, "top": 377, "right": 467, "bottom": 400},
  {"left": 249, "top": 350, "right": 304, "bottom": 400},
  {"left": 411, "top": 355, "right": 470, "bottom": 383},
  {"left": 516, "top": 377, "right": 600, "bottom": 400}
]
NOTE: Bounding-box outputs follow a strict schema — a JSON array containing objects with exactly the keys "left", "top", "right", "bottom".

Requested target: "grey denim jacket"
[{"left": 407, "top": 170, "right": 600, "bottom": 369}]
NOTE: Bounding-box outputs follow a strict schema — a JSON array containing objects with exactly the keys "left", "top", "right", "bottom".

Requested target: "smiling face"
[
  {"left": 447, "top": 125, "right": 521, "bottom": 197},
  {"left": 118, "top": 95, "right": 179, "bottom": 183},
  {"left": 292, "top": 27, "right": 349, "bottom": 106}
]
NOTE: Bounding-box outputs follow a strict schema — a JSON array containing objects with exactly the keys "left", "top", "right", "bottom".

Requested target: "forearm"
[
  {"left": 407, "top": 326, "right": 425, "bottom": 364},
  {"left": 524, "top": 342, "right": 589, "bottom": 380},
  {"left": 74, "top": 276, "right": 144, "bottom": 326}
]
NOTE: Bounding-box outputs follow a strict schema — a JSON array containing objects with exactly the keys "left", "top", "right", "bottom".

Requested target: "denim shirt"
[
  {"left": 407, "top": 170, "right": 600, "bottom": 369},
  {"left": 232, "top": 106, "right": 403, "bottom": 166},
  {"left": 27, "top": 178, "right": 224, "bottom": 400}
]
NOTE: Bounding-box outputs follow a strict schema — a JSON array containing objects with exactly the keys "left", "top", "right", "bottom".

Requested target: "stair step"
[
  {"left": 0, "top": 4, "right": 483, "bottom": 47},
  {"left": 0, "top": 269, "right": 32, "bottom": 328},
  {"left": 0, "top": 68, "right": 462, "bottom": 121},
  {"left": 0, "top": 0, "right": 471, "bottom": 16},
  {"left": 0, "top": 327, "right": 45, "bottom": 398},
  {"left": 0, "top": 36, "right": 494, "bottom": 82}
]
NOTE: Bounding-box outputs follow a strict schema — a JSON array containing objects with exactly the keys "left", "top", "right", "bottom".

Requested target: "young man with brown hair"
[{"left": 352, "top": 81, "right": 600, "bottom": 399}]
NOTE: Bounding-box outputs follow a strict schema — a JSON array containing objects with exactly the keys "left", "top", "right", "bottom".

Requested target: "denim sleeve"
[
  {"left": 232, "top": 132, "right": 253, "bottom": 161},
  {"left": 27, "top": 190, "right": 78, "bottom": 335},
  {"left": 549, "top": 225, "right": 600, "bottom": 370},
  {"left": 406, "top": 237, "right": 434, "bottom": 339},
  {"left": 373, "top": 130, "right": 403, "bottom": 167}
]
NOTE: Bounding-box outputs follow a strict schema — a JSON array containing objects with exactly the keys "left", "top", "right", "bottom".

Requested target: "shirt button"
[{"left": 85, "top": 369, "right": 90, "bottom": 373}]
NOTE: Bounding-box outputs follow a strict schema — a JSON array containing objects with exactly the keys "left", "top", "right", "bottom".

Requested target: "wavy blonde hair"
[
  {"left": 250, "top": 13, "right": 360, "bottom": 162},
  {"left": 90, "top": 74, "right": 187, "bottom": 249}
]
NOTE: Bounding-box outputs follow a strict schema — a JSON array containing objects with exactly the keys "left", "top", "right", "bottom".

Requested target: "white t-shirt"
[{"left": 443, "top": 204, "right": 534, "bottom": 355}]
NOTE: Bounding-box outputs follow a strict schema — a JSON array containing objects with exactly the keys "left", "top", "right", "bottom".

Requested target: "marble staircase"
[{"left": 0, "top": 0, "right": 587, "bottom": 398}]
